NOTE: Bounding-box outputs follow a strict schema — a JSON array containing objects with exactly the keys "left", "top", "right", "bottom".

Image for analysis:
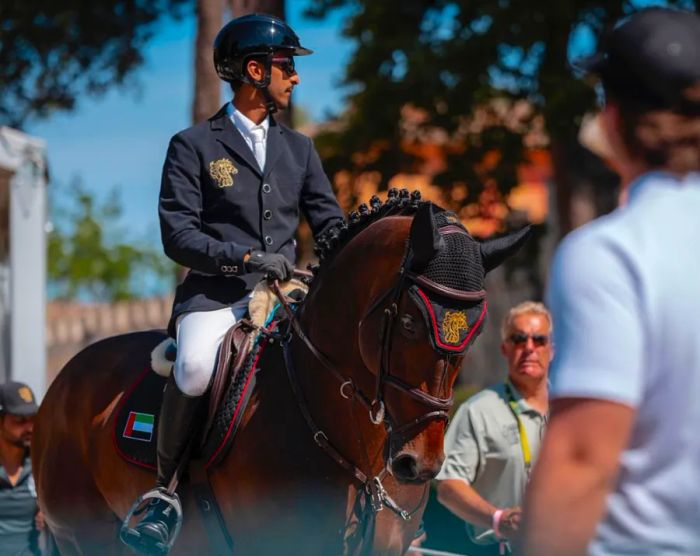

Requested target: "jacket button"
[
  {"left": 263, "top": 209, "right": 272, "bottom": 220},
  {"left": 262, "top": 183, "right": 271, "bottom": 194},
  {"left": 265, "top": 235, "right": 273, "bottom": 246}
]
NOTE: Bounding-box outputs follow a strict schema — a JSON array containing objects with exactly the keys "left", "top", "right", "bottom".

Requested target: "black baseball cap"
[
  {"left": 575, "top": 8, "right": 700, "bottom": 111},
  {"left": 0, "top": 381, "right": 39, "bottom": 416}
]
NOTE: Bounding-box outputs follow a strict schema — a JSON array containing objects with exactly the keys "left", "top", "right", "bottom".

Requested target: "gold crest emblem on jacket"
[{"left": 209, "top": 158, "right": 238, "bottom": 188}]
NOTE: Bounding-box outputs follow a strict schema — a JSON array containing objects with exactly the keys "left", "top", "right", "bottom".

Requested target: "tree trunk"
[
  {"left": 179, "top": 0, "right": 225, "bottom": 283},
  {"left": 229, "top": 0, "right": 292, "bottom": 127},
  {"left": 230, "top": 0, "right": 284, "bottom": 19},
  {"left": 192, "top": 0, "right": 224, "bottom": 124}
]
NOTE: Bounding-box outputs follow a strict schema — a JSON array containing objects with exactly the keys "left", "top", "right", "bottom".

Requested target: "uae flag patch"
[{"left": 123, "top": 411, "right": 155, "bottom": 442}]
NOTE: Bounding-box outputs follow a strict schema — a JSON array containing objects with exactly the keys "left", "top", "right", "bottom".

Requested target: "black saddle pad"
[
  {"left": 114, "top": 368, "right": 167, "bottom": 470},
  {"left": 114, "top": 332, "right": 275, "bottom": 472}
]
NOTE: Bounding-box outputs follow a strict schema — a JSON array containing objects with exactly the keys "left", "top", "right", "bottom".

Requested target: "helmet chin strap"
[
  {"left": 244, "top": 53, "right": 278, "bottom": 114},
  {"left": 262, "top": 87, "right": 278, "bottom": 114}
]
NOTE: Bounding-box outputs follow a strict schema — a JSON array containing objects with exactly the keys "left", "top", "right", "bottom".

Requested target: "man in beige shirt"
[{"left": 436, "top": 301, "right": 552, "bottom": 555}]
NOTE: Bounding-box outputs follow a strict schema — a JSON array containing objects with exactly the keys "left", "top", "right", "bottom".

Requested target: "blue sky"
[{"left": 28, "top": 4, "right": 354, "bottom": 253}]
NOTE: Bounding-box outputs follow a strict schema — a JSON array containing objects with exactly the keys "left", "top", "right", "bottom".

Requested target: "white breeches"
[{"left": 173, "top": 296, "right": 250, "bottom": 396}]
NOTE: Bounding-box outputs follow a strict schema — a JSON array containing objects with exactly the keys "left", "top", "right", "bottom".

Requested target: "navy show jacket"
[{"left": 160, "top": 104, "right": 343, "bottom": 334}]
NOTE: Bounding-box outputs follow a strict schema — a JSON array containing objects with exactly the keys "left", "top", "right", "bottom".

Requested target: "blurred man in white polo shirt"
[{"left": 520, "top": 8, "right": 700, "bottom": 555}]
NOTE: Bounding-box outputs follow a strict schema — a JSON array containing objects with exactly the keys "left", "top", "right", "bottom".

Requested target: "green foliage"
[
  {"left": 48, "top": 181, "right": 174, "bottom": 302},
  {"left": 292, "top": 104, "right": 313, "bottom": 129},
  {"left": 0, "top": 0, "right": 189, "bottom": 128},
  {"left": 305, "top": 0, "right": 696, "bottom": 210}
]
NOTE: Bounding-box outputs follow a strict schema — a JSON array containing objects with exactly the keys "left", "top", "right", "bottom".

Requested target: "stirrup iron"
[{"left": 119, "top": 487, "right": 183, "bottom": 555}]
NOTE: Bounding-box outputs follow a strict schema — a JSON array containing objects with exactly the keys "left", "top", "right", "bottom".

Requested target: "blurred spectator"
[
  {"left": 0, "top": 381, "right": 42, "bottom": 556},
  {"left": 519, "top": 8, "right": 700, "bottom": 555},
  {"left": 436, "top": 302, "right": 552, "bottom": 555}
]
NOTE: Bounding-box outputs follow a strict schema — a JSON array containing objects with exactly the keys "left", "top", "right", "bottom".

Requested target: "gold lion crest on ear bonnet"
[{"left": 442, "top": 310, "right": 470, "bottom": 344}]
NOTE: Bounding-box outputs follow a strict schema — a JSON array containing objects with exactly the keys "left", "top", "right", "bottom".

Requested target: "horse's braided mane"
[{"left": 309, "top": 188, "right": 426, "bottom": 278}]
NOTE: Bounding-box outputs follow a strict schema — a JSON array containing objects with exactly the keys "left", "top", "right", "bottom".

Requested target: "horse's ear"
[
  {"left": 480, "top": 225, "right": 531, "bottom": 274},
  {"left": 409, "top": 202, "right": 445, "bottom": 270}
]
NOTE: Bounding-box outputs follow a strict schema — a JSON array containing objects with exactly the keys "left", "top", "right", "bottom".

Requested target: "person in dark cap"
[
  {"left": 0, "top": 381, "right": 42, "bottom": 556},
  {"left": 121, "top": 13, "right": 342, "bottom": 555},
  {"left": 519, "top": 7, "right": 700, "bottom": 555}
]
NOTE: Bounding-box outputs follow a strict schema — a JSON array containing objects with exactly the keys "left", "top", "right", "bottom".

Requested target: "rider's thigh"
[{"left": 174, "top": 307, "right": 237, "bottom": 396}]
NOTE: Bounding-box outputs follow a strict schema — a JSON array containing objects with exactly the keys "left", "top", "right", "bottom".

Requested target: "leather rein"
[{"left": 270, "top": 248, "right": 486, "bottom": 524}]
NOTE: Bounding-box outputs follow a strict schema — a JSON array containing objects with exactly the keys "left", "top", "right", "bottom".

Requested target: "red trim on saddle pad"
[{"left": 113, "top": 336, "right": 270, "bottom": 472}]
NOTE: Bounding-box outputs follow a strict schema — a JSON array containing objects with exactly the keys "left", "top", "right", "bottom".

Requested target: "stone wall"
[
  {"left": 44, "top": 275, "right": 536, "bottom": 391},
  {"left": 46, "top": 296, "right": 173, "bottom": 384}
]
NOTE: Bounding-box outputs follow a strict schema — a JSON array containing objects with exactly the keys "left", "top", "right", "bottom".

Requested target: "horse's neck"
[
  {"left": 301, "top": 216, "right": 410, "bottom": 368},
  {"left": 214, "top": 218, "right": 423, "bottom": 551},
  {"left": 292, "top": 219, "right": 410, "bottom": 476}
]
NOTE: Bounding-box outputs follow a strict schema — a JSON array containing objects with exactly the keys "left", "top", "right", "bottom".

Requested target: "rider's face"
[
  {"left": 267, "top": 55, "right": 300, "bottom": 110},
  {"left": 244, "top": 55, "right": 300, "bottom": 111}
]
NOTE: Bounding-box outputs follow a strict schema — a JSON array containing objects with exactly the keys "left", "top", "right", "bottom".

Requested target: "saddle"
[{"left": 113, "top": 279, "right": 308, "bottom": 472}]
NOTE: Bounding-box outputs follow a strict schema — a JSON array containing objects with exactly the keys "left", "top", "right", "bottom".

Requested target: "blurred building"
[
  {"left": 0, "top": 127, "right": 47, "bottom": 397},
  {"left": 46, "top": 296, "right": 172, "bottom": 384}
]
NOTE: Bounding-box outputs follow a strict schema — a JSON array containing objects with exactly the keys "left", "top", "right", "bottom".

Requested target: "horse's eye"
[{"left": 400, "top": 314, "right": 417, "bottom": 337}]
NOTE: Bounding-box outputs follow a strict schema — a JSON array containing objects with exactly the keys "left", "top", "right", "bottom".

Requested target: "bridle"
[
  {"left": 366, "top": 224, "right": 488, "bottom": 443},
  {"left": 271, "top": 230, "right": 488, "bottom": 527}
]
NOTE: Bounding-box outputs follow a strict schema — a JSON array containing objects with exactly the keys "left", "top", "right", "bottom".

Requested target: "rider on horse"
[{"left": 122, "top": 13, "right": 343, "bottom": 554}]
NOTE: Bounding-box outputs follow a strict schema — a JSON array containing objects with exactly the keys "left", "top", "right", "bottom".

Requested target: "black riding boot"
[{"left": 122, "top": 376, "right": 203, "bottom": 555}]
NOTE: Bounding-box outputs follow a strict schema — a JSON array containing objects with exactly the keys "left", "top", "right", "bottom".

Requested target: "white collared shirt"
[{"left": 228, "top": 102, "right": 269, "bottom": 170}]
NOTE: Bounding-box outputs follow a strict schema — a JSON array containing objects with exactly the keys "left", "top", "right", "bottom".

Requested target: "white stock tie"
[{"left": 250, "top": 126, "right": 266, "bottom": 171}]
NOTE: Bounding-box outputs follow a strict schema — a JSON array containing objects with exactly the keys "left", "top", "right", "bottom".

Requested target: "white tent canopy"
[{"left": 0, "top": 126, "right": 47, "bottom": 398}]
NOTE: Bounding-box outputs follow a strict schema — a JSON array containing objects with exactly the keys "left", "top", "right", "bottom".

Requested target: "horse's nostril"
[{"left": 391, "top": 454, "right": 419, "bottom": 482}]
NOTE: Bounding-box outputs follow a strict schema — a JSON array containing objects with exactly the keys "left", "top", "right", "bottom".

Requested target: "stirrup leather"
[{"left": 120, "top": 487, "right": 183, "bottom": 555}]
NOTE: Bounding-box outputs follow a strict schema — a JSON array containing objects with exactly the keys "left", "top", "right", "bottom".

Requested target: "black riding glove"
[{"left": 245, "top": 250, "right": 294, "bottom": 281}]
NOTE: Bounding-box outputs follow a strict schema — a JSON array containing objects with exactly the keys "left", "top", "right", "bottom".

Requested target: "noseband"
[
  {"left": 272, "top": 229, "right": 487, "bottom": 524},
  {"left": 355, "top": 273, "right": 451, "bottom": 430}
]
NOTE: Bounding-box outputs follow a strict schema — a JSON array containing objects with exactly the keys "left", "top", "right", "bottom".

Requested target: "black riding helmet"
[{"left": 214, "top": 13, "right": 312, "bottom": 90}]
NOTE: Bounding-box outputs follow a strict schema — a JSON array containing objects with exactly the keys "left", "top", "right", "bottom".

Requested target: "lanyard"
[{"left": 504, "top": 381, "right": 531, "bottom": 476}]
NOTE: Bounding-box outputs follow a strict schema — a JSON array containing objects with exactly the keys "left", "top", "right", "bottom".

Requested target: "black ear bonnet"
[{"left": 406, "top": 209, "right": 488, "bottom": 354}]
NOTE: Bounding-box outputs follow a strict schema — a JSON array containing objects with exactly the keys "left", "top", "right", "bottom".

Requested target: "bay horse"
[{"left": 33, "top": 190, "right": 528, "bottom": 555}]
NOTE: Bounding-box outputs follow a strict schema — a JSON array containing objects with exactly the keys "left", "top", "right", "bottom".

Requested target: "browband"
[{"left": 406, "top": 272, "right": 486, "bottom": 301}]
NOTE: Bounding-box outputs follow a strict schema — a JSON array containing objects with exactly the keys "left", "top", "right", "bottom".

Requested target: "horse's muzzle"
[{"left": 390, "top": 451, "right": 443, "bottom": 484}]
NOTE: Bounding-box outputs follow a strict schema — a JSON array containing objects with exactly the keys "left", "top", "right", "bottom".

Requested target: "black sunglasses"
[
  {"left": 508, "top": 333, "right": 550, "bottom": 347},
  {"left": 271, "top": 56, "right": 296, "bottom": 77}
]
